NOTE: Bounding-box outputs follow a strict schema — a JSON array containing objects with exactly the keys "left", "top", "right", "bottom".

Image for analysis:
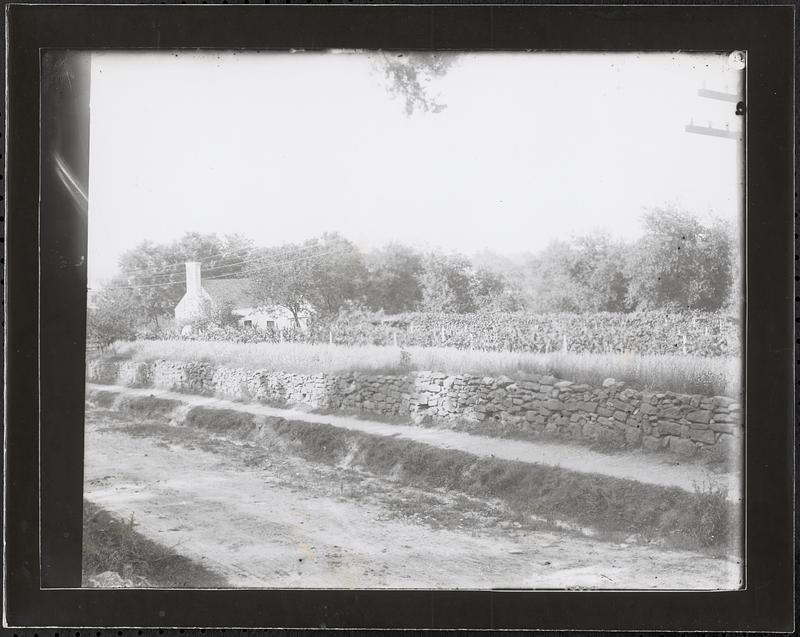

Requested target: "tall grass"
[{"left": 107, "top": 339, "right": 740, "bottom": 397}]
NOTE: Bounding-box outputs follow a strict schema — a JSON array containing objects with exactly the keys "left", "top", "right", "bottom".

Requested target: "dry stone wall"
[{"left": 87, "top": 359, "right": 741, "bottom": 460}]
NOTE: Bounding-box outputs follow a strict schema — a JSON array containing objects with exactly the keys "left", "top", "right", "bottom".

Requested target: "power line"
[
  {"left": 102, "top": 246, "right": 347, "bottom": 291},
  {"left": 187, "top": 245, "right": 310, "bottom": 278},
  {"left": 115, "top": 241, "right": 319, "bottom": 281},
  {"left": 119, "top": 244, "right": 310, "bottom": 283},
  {"left": 116, "top": 243, "right": 263, "bottom": 279}
]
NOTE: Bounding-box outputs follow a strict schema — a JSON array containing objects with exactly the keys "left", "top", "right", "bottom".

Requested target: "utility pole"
[
  {"left": 685, "top": 83, "right": 744, "bottom": 141},
  {"left": 685, "top": 118, "right": 741, "bottom": 140}
]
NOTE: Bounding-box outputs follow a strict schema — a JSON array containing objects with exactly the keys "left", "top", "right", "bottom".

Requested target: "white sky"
[{"left": 87, "top": 51, "right": 744, "bottom": 287}]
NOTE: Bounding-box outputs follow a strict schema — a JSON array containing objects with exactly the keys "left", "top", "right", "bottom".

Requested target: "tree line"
[{"left": 88, "top": 207, "right": 737, "bottom": 347}]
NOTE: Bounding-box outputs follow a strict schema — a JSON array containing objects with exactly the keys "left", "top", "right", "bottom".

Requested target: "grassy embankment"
[
  {"left": 90, "top": 393, "right": 737, "bottom": 552},
  {"left": 105, "top": 339, "right": 740, "bottom": 397},
  {"left": 185, "top": 403, "right": 739, "bottom": 552}
]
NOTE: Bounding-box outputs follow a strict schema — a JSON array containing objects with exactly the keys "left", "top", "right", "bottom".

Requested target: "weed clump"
[
  {"left": 688, "top": 481, "right": 732, "bottom": 547},
  {"left": 184, "top": 407, "right": 254, "bottom": 432},
  {"left": 90, "top": 390, "right": 118, "bottom": 409},
  {"left": 270, "top": 418, "right": 352, "bottom": 463},
  {"left": 118, "top": 395, "right": 181, "bottom": 419}
]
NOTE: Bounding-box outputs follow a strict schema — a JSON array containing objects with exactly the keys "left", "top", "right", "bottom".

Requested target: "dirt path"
[
  {"left": 84, "top": 409, "right": 741, "bottom": 590},
  {"left": 88, "top": 383, "right": 741, "bottom": 502}
]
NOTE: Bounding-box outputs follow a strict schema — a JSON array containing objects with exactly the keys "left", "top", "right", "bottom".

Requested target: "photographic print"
[{"left": 75, "top": 50, "right": 744, "bottom": 590}]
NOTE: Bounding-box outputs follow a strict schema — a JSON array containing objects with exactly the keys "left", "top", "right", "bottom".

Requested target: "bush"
[
  {"left": 87, "top": 291, "right": 139, "bottom": 350},
  {"left": 689, "top": 482, "right": 733, "bottom": 547}
]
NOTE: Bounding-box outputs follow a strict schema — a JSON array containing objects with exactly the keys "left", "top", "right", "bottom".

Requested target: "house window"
[
  {"left": 266, "top": 320, "right": 275, "bottom": 329},
  {"left": 243, "top": 320, "right": 253, "bottom": 328}
]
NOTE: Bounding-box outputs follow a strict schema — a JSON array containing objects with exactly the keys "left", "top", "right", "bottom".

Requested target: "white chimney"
[{"left": 185, "top": 261, "right": 202, "bottom": 296}]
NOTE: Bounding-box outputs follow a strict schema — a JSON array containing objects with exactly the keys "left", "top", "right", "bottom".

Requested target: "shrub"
[
  {"left": 184, "top": 407, "right": 255, "bottom": 433},
  {"left": 118, "top": 396, "right": 181, "bottom": 420},
  {"left": 689, "top": 481, "right": 733, "bottom": 547},
  {"left": 87, "top": 291, "right": 139, "bottom": 350}
]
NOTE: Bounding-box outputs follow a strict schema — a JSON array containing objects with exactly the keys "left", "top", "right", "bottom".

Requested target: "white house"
[{"left": 174, "top": 261, "right": 311, "bottom": 331}]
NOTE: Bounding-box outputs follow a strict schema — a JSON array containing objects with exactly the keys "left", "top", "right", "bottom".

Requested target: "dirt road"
[
  {"left": 84, "top": 407, "right": 742, "bottom": 589},
  {"left": 87, "top": 384, "right": 741, "bottom": 501}
]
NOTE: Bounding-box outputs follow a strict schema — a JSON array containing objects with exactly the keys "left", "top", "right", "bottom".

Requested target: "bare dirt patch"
[
  {"left": 84, "top": 408, "right": 742, "bottom": 589},
  {"left": 82, "top": 500, "right": 228, "bottom": 588}
]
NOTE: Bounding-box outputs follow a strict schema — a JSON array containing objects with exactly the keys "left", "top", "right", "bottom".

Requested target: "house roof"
[
  {"left": 202, "top": 278, "right": 257, "bottom": 308},
  {"left": 202, "top": 277, "right": 313, "bottom": 317}
]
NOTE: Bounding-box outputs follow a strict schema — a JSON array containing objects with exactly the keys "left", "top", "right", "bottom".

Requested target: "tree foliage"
[
  {"left": 95, "top": 210, "right": 736, "bottom": 332},
  {"left": 374, "top": 52, "right": 456, "bottom": 116},
  {"left": 113, "top": 233, "right": 254, "bottom": 328},
  {"left": 246, "top": 232, "right": 367, "bottom": 325},
  {"left": 87, "top": 289, "right": 139, "bottom": 349},
  {"left": 364, "top": 243, "right": 424, "bottom": 314},
  {"left": 245, "top": 242, "right": 313, "bottom": 327},
  {"left": 305, "top": 233, "right": 369, "bottom": 316},
  {"left": 195, "top": 298, "right": 238, "bottom": 330},
  {"left": 419, "top": 253, "right": 478, "bottom": 313},
  {"left": 626, "top": 208, "right": 733, "bottom": 311}
]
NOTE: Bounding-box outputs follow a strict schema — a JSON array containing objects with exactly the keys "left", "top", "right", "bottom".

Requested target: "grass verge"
[
  {"left": 82, "top": 500, "right": 227, "bottom": 587},
  {"left": 184, "top": 406, "right": 739, "bottom": 552},
  {"left": 117, "top": 395, "right": 182, "bottom": 419}
]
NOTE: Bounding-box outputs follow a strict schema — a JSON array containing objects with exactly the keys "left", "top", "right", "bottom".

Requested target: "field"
[
  {"left": 156, "top": 310, "right": 739, "bottom": 358},
  {"left": 107, "top": 339, "right": 740, "bottom": 397}
]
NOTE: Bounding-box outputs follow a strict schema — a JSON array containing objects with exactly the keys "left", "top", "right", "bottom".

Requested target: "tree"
[
  {"left": 245, "top": 242, "right": 314, "bottom": 327},
  {"left": 419, "top": 254, "right": 458, "bottom": 313},
  {"left": 570, "top": 234, "right": 630, "bottom": 312},
  {"left": 87, "top": 289, "right": 139, "bottom": 349},
  {"left": 173, "top": 232, "right": 255, "bottom": 278},
  {"left": 305, "top": 233, "right": 368, "bottom": 316},
  {"left": 626, "top": 208, "right": 733, "bottom": 311},
  {"left": 364, "top": 243, "right": 424, "bottom": 313},
  {"left": 372, "top": 52, "right": 456, "bottom": 116},
  {"left": 116, "top": 240, "right": 185, "bottom": 329},
  {"left": 519, "top": 234, "right": 631, "bottom": 313},
  {"left": 195, "top": 298, "right": 238, "bottom": 330},
  {"left": 114, "top": 232, "right": 255, "bottom": 328},
  {"left": 470, "top": 267, "right": 525, "bottom": 312},
  {"left": 246, "top": 233, "right": 367, "bottom": 325},
  {"left": 522, "top": 241, "right": 587, "bottom": 313},
  {"left": 419, "top": 253, "right": 481, "bottom": 313}
]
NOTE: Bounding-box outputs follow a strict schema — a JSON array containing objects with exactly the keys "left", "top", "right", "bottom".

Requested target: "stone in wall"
[{"left": 86, "top": 359, "right": 742, "bottom": 460}]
